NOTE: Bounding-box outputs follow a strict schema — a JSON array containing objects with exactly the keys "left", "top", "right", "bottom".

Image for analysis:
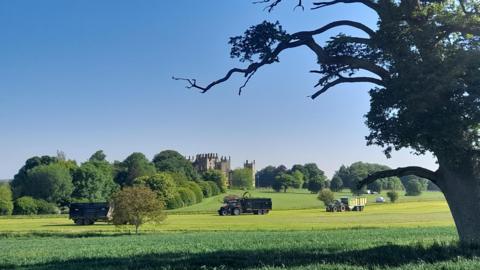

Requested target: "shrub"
[
  {"left": 14, "top": 196, "right": 38, "bottom": 215},
  {"left": 134, "top": 173, "right": 177, "bottom": 202},
  {"left": 317, "top": 189, "right": 335, "bottom": 206},
  {"left": 36, "top": 199, "right": 60, "bottom": 214},
  {"left": 111, "top": 186, "right": 165, "bottom": 234},
  {"left": 197, "top": 181, "right": 213, "bottom": 198},
  {"left": 166, "top": 192, "right": 184, "bottom": 209},
  {"left": 207, "top": 181, "right": 221, "bottom": 196},
  {"left": 177, "top": 187, "right": 196, "bottom": 206},
  {"left": 202, "top": 170, "right": 227, "bottom": 192},
  {"left": 183, "top": 182, "right": 203, "bottom": 203},
  {"left": 0, "top": 184, "right": 13, "bottom": 215},
  {"left": 307, "top": 176, "right": 325, "bottom": 193},
  {"left": 405, "top": 180, "right": 422, "bottom": 196},
  {"left": 387, "top": 191, "right": 399, "bottom": 203}
]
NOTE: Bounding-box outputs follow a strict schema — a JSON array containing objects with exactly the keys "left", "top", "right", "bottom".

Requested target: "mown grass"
[{"left": 2, "top": 227, "right": 480, "bottom": 270}]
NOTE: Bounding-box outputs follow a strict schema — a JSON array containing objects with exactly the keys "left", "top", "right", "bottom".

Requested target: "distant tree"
[
  {"left": 133, "top": 173, "right": 177, "bottom": 203},
  {"left": 152, "top": 150, "right": 199, "bottom": 181},
  {"left": 307, "top": 175, "right": 325, "bottom": 193},
  {"left": 89, "top": 150, "right": 107, "bottom": 162},
  {"left": 400, "top": 175, "right": 428, "bottom": 191},
  {"left": 202, "top": 170, "right": 227, "bottom": 192},
  {"left": 13, "top": 196, "right": 38, "bottom": 215},
  {"left": 330, "top": 176, "right": 343, "bottom": 192},
  {"left": 114, "top": 153, "right": 156, "bottom": 187},
  {"left": 318, "top": 189, "right": 335, "bottom": 206},
  {"left": 72, "top": 162, "right": 117, "bottom": 202},
  {"left": 303, "top": 163, "right": 325, "bottom": 187},
  {"left": 231, "top": 168, "right": 253, "bottom": 189},
  {"left": 405, "top": 180, "right": 422, "bottom": 196},
  {"left": 0, "top": 184, "right": 13, "bottom": 215},
  {"left": 35, "top": 199, "right": 59, "bottom": 214},
  {"left": 386, "top": 191, "right": 399, "bottom": 203},
  {"left": 25, "top": 163, "right": 74, "bottom": 204},
  {"left": 428, "top": 181, "right": 441, "bottom": 191},
  {"left": 111, "top": 186, "right": 166, "bottom": 234},
  {"left": 207, "top": 181, "right": 221, "bottom": 196},
  {"left": 11, "top": 156, "right": 58, "bottom": 199},
  {"left": 255, "top": 166, "right": 277, "bottom": 188},
  {"left": 273, "top": 173, "right": 300, "bottom": 193}
]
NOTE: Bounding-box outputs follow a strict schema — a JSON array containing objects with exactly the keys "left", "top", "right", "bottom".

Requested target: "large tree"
[
  {"left": 114, "top": 153, "right": 156, "bottom": 187},
  {"left": 176, "top": 1, "right": 480, "bottom": 244},
  {"left": 152, "top": 150, "right": 199, "bottom": 181}
]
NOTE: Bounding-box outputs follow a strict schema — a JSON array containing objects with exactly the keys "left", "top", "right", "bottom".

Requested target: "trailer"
[
  {"left": 69, "top": 202, "right": 111, "bottom": 225},
  {"left": 326, "top": 197, "right": 367, "bottom": 212},
  {"left": 218, "top": 192, "right": 272, "bottom": 216}
]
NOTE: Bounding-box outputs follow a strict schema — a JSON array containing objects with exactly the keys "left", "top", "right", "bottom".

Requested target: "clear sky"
[{"left": 0, "top": 0, "right": 436, "bottom": 179}]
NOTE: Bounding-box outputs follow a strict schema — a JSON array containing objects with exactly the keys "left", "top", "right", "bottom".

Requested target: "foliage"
[
  {"left": 166, "top": 192, "right": 184, "bottom": 209},
  {"left": 401, "top": 175, "right": 428, "bottom": 191},
  {"left": 207, "top": 181, "right": 221, "bottom": 196},
  {"left": 197, "top": 181, "right": 213, "bottom": 198},
  {"left": 114, "top": 153, "right": 156, "bottom": 187},
  {"left": 152, "top": 150, "right": 199, "bottom": 181},
  {"left": 273, "top": 171, "right": 304, "bottom": 193},
  {"left": 11, "top": 156, "right": 58, "bottom": 199},
  {"left": 182, "top": 182, "right": 203, "bottom": 204},
  {"left": 307, "top": 175, "right": 325, "bottom": 193},
  {"left": 368, "top": 180, "right": 382, "bottom": 193},
  {"left": 177, "top": 187, "right": 196, "bottom": 206},
  {"left": 317, "top": 189, "right": 335, "bottom": 206},
  {"left": 35, "top": 199, "right": 59, "bottom": 214},
  {"left": 0, "top": 184, "right": 13, "bottom": 215},
  {"left": 405, "top": 180, "right": 423, "bottom": 196},
  {"left": 111, "top": 186, "right": 165, "bottom": 234},
  {"left": 13, "top": 196, "right": 38, "bottom": 215},
  {"left": 329, "top": 176, "right": 343, "bottom": 192},
  {"left": 133, "top": 173, "right": 177, "bottom": 202},
  {"left": 387, "top": 191, "right": 399, "bottom": 203},
  {"left": 73, "top": 162, "right": 117, "bottom": 202},
  {"left": 255, "top": 166, "right": 277, "bottom": 188},
  {"left": 231, "top": 168, "right": 253, "bottom": 189},
  {"left": 25, "top": 163, "right": 74, "bottom": 204},
  {"left": 202, "top": 170, "right": 227, "bottom": 192}
]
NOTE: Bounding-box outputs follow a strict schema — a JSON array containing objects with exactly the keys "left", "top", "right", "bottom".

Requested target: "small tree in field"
[
  {"left": 386, "top": 191, "right": 399, "bottom": 203},
  {"left": 317, "top": 189, "right": 335, "bottom": 206},
  {"left": 111, "top": 186, "right": 166, "bottom": 234}
]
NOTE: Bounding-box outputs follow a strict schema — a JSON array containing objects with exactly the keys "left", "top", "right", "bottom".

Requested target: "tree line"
[
  {"left": 0, "top": 150, "right": 228, "bottom": 216},
  {"left": 256, "top": 161, "right": 439, "bottom": 195}
]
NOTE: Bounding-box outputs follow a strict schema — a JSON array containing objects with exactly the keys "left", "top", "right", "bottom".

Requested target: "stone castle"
[{"left": 187, "top": 153, "right": 255, "bottom": 187}]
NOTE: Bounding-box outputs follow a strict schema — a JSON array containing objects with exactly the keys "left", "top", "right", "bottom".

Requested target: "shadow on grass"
[{"left": 4, "top": 242, "right": 480, "bottom": 270}]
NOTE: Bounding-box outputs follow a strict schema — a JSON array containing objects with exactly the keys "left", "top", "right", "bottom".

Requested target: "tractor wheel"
[
  {"left": 232, "top": 208, "right": 241, "bottom": 216},
  {"left": 74, "top": 219, "right": 84, "bottom": 225},
  {"left": 219, "top": 209, "right": 228, "bottom": 216},
  {"left": 332, "top": 207, "right": 338, "bottom": 212},
  {"left": 340, "top": 205, "right": 346, "bottom": 212},
  {"left": 259, "top": 210, "right": 265, "bottom": 215}
]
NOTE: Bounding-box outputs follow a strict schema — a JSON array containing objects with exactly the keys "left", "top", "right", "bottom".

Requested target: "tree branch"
[
  {"left": 292, "top": 20, "right": 376, "bottom": 38},
  {"left": 311, "top": 76, "right": 384, "bottom": 98},
  {"left": 358, "top": 166, "right": 439, "bottom": 188},
  {"left": 312, "top": 0, "right": 379, "bottom": 12}
]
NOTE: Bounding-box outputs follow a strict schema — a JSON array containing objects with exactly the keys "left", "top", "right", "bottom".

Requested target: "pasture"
[{"left": 1, "top": 190, "right": 477, "bottom": 270}]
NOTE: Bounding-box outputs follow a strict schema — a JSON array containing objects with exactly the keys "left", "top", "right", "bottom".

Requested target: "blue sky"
[{"left": 0, "top": 0, "right": 436, "bottom": 179}]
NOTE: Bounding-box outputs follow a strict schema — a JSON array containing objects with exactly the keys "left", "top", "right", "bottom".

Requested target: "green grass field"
[{"left": 1, "top": 190, "right": 478, "bottom": 270}]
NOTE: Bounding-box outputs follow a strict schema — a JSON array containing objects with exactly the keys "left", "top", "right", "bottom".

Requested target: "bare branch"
[
  {"left": 292, "top": 20, "right": 376, "bottom": 38},
  {"left": 358, "top": 166, "right": 439, "bottom": 188},
  {"left": 311, "top": 76, "right": 384, "bottom": 98}
]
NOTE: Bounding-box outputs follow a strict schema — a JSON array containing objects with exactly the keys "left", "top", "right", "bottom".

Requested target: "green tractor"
[{"left": 326, "top": 197, "right": 366, "bottom": 212}]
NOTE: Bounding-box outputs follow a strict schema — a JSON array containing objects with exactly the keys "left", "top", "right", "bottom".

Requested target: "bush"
[
  {"left": 166, "top": 192, "right": 184, "bottom": 209},
  {"left": 134, "top": 173, "right": 177, "bottom": 202},
  {"left": 386, "top": 191, "right": 399, "bottom": 203},
  {"left": 405, "top": 180, "right": 422, "bottom": 196},
  {"left": 202, "top": 170, "right": 227, "bottom": 193},
  {"left": 0, "top": 184, "right": 13, "bottom": 215},
  {"left": 307, "top": 176, "right": 325, "bottom": 193},
  {"left": 177, "top": 187, "right": 196, "bottom": 206},
  {"left": 197, "top": 181, "right": 213, "bottom": 198},
  {"left": 183, "top": 182, "right": 203, "bottom": 203},
  {"left": 317, "top": 189, "right": 335, "bottom": 206},
  {"left": 207, "top": 181, "right": 221, "bottom": 196},
  {"left": 36, "top": 199, "right": 59, "bottom": 214},
  {"left": 14, "top": 196, "right": 38, "bottom": 215}
]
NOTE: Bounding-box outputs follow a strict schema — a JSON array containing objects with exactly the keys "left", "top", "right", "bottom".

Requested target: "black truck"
[
  {"left": 69, "top": 202, "right": 111, "bottom": 225},
  {"left": 218, "top": 192, "right": 272, "bottom": 216}
]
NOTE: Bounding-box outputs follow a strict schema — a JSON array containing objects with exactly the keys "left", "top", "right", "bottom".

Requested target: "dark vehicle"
[
  {"left": 69, "top": 202, "right": 111, "bottom": 225},
  {"left": 218, "top": 192, "right": 272, "bottom": 216},
  {"left": 326, "top": 197, "right": 367, "bottom": 212}
]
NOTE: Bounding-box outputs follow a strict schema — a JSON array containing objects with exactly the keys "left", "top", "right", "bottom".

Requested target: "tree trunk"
[{"left": 438, "top": 166, "right": 480, "bottom": 245}]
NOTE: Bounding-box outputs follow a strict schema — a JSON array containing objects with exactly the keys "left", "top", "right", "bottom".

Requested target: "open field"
[{"left": 1, "top": 190, "right": 474, "bottom": 270}]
